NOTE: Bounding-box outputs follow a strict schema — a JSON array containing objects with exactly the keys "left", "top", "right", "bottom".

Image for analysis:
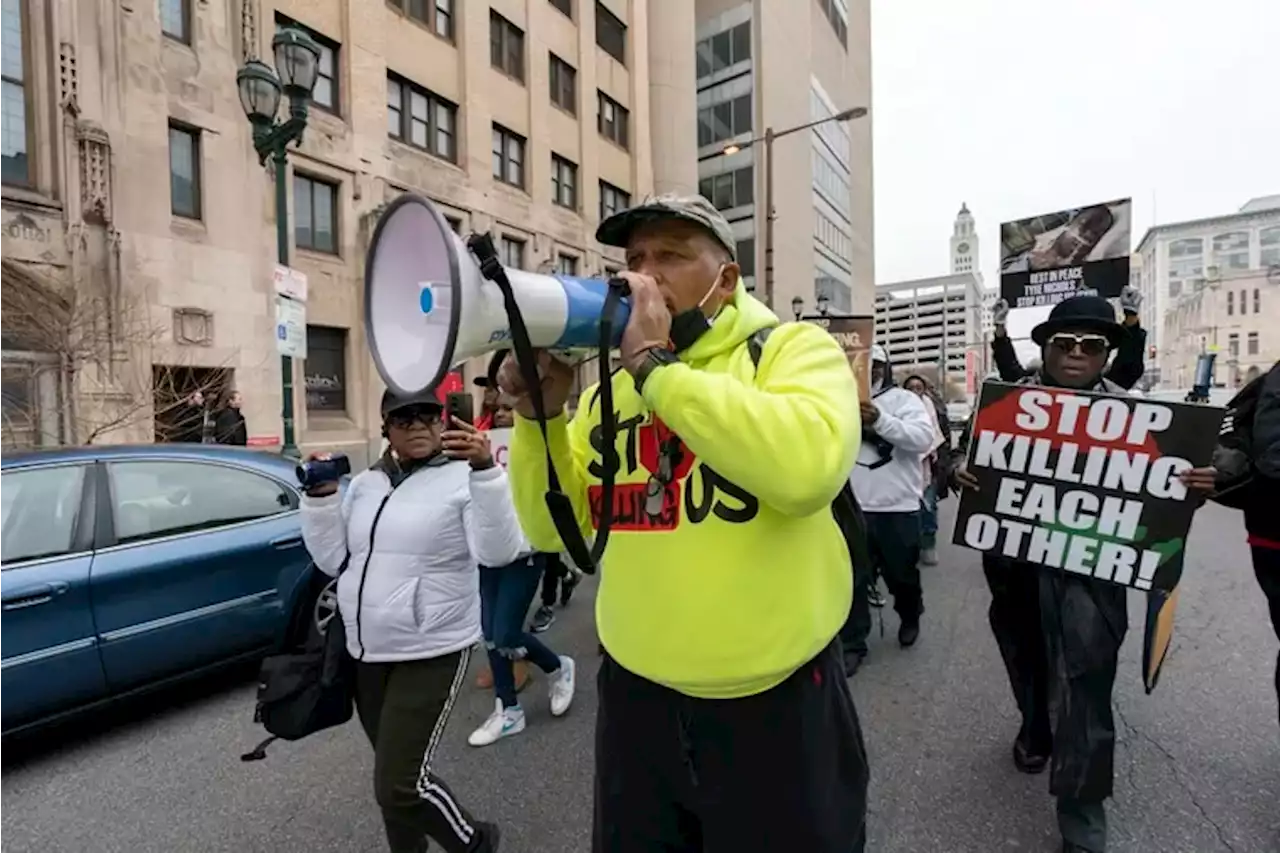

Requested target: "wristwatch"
[{"left": 633, "top": 347, "right": 680, "bottom": 393}]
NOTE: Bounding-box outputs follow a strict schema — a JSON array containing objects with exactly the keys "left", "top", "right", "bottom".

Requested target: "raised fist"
[
  {"left": 1120, "top": 285, "right": 1143, "bottom": 316},
  {"left": 991, "top": 298, "right": 1010, "bottom": 327}
]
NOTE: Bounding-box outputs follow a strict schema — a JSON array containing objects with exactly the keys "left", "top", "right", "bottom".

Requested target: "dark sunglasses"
[
  {"left": 1047, "top": 333, "right": 1110, "bottom": 357},
  {"left": 385, "top": 405, "right": 441, "bottom": 428}
]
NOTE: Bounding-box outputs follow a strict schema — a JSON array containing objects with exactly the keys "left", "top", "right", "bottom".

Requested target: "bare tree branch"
[{"left": 2, "top": 282, "right": 233, "bottom": 449}]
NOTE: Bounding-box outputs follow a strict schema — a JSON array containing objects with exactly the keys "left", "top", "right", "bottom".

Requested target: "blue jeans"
[
  {"left": 479, "top": 554, "right": 562, "bottom": 708},
  {"left": 920, "top": 483, "right": 939, "bottom": 548}
]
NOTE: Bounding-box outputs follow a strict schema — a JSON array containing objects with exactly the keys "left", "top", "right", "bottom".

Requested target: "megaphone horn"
[{"left": 364, "top": 193, "right": 631, "bottom": 397}]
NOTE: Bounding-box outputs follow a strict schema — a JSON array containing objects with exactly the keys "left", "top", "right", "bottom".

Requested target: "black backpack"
[
  {"left": 240, "top": 558, "right": 355, "bottom": 761},
  {"left": 1210, "top": 371, "right": 1268, "bottom": 510},
  {"left": 747, "top": 328, "right": 872, "bottom": 576}
]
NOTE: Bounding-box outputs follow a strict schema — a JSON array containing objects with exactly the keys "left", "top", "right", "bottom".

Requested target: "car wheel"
[{"left": 314, "top": 578, "right": 339, "bottom": 633}]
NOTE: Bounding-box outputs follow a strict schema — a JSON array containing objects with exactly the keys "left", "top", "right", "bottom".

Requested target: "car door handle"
[
  {"left": 270, "top": 534, "right": 304, "bottom": 551},
  {"left": 2, "top": 582, "right": 70, "bottom": 611}
]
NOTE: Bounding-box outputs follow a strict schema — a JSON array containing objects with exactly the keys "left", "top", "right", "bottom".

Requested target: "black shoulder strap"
[{"left": 748, "top": 326, "right": 775, "bottom": 370}]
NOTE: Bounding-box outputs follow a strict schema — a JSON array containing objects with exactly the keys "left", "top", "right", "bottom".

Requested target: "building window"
[
  {"left": 389, "top": 0, "right": 453, "bottom": 41},
  {"left": 276, "top": 16, "right": 340, "bottom": 112},
  {"left": 2, "top": 0, "right": 29, "bottom": 185},
  {"left": 556, "top": 253, "right": 579, "bottom": 276},
  {"left": 491, "top": 125, "right": 526, "bottom": 189},
  {"left": 1167, "top": 237, "right": 1203, "bottom": 296},
  {"left": 387, "top": 74, "right": 457, "bottom": 162},
  {"left": 816, "top": 0, "right": 849, "bottom": 46},
  {"left": 549, "top": 54, "right": 577, "bottom": 114},
  {"left": 736, "top": 238, "right": 756, "bottom": 277},
  {"left": 294, "top": 174, "right": 338, "bottom": 254},
  {"left": 597, "top": 91, "right": 629, "bottom": 148},
  {"left": 595, "top": 2, "right": 626, "bottom": 65},
  {"left": 552, "top": 155, "right": 578, "bottom": 210},
  {"left": 599, "top": 180, "right": 630, "bottom": 221},
  {"left": 1227, "top": 290, "right": 1234, "bottom": 315},
  {"left": 500, "top": 236, "right": 526, "bottom": 269},
  {"left": 168, "top": 123, "right": 202, "bottom": 219},
  {"left": 1254, "top": 288, "right": 1261, "bottom": 314},
  {"left": 1228, "top": 333, "right": 1239, "bottom": 358},
  {"left": 1247, "top": 332, "right": 1259, "bottom": 356},
  {"left": 160, "top": 0, "right": 191, "bottom": 44},
  {"left": 695, "top": 22, "right": 751, "bottom": 77},
  {"left": 305, "top": 326, "right": 347, "bottom": 412},
  {"left": 489, "top": 11, "right": 525, "bottom": 82},
  {"left": 697, "top": 94, "right": 752, "bottom": 147},
  {"left": 1260, "top": 226, "right": 1280, "bottom": 269},
  {"left": 1212, "top": 231, "right": 1251, "bottom": 272},
  {"left": 549, "top": 0, "right": 573, "bottom": 17},
  {"left": 1239, "top": 289, "right": 1247, "bottom": 315},
  {"left": 698, "top": 167, "right": 754, "bottom": 212}
]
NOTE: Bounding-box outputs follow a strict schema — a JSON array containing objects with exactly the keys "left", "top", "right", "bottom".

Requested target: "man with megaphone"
[{"left": 496, "top": 195, "right": 870, "bottom": 853}]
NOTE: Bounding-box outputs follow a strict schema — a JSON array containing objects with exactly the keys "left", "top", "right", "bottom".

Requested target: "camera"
[{"left": 296, "top": 454, "right": 351, "bottom": 490}]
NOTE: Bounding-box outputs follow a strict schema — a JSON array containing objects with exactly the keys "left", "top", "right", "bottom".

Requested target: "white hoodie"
[{"left": 850, "top": 379, "right": 938, "bottom": 513}]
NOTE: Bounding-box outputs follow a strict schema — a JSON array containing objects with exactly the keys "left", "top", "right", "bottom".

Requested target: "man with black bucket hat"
[{"left": 951, "top": 295, "right": 1217, "bottom": 853}]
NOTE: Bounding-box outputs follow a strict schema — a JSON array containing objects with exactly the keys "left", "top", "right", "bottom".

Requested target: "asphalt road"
[{"left": 3, "top": 502, "right": 1277, "bottom": 853}]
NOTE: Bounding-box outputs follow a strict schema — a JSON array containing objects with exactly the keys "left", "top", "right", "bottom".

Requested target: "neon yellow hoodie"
[{"left": 507, "top": 284, "right": 861, "bottom": 699}]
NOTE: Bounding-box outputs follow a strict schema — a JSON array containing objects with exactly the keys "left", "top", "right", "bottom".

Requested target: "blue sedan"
[{"left": 1, "top": 444, "right": 319, "bottom": 736}]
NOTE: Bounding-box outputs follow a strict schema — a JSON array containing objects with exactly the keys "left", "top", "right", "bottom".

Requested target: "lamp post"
[
  {"left": 790, "top": 293, "right": 831, "bottom": 322},
  {"left": 722, "top": 106, "right": 868, "bottom": 311},
  {"left": 236, "top": 28, "right": 321, "bottom": 458}
]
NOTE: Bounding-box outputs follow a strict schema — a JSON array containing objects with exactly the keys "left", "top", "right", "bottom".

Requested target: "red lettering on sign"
[{"left": 588, "top": 482, "right": 681, "bottom": 531}]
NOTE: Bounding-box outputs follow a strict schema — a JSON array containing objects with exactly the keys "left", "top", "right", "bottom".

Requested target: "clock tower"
[{"left": 951, "top": 202, "right": 979, "bottom": 274}]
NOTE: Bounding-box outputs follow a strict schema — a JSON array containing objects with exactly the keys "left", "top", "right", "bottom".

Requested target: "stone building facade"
[{"left": 2, "top": 0, "right": 699, "bottom": 464}]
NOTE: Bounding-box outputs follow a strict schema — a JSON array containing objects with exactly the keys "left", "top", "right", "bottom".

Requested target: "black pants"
[
  {"left": 355, "top": 651, "right": 486, "bottom": 853},
  {"left": 984, "top": 556, "right": 1127, "bottom": 849},
  {"left": 540, "top": 553, "right": 568, "bottom": 608},
  {"left": 844, "top": 510, "right": 923, "bottom": 654},
  {"left": 592, "top": 640, "right": 868, "bottom": 853},
  {"left": 1253, "top": 544, "right": 1280, "bottom": 724}
]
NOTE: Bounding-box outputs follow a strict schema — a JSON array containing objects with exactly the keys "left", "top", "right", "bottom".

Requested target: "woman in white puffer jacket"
[{"left": 300, "top": 388, "right": 522, "bottom": 853}]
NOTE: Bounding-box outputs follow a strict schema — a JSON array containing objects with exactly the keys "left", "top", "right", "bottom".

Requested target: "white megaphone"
[{"left": 365, "top": 193, "right": 630, "bottom": 397}]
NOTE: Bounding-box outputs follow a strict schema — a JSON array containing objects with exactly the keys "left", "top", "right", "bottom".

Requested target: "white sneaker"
[
  {"left": 467, "top": 699, "right": 526, "bottom": 747},
  {"left": 549, "top": 655, "right": 577, "bottom": 717},
  {"left": 920, "top": 548, "right": 939, "bottom": 566}
]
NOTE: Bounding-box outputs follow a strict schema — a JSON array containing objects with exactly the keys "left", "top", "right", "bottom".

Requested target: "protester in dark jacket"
[
  {"left": 213, "top": 391, "right": 248, "bottom": 446},
  {"left": 172, "top": 391, "right": 209, "bottom": 443},
  {"left": 990, "top": 287, "right": 1147, "bottom": 390},
  {"left": 953, "top": 295, "right": 1216, "bottom": 853},
  {"left": 1211, "top": 361, "right": 1280, "bottom": 724}
]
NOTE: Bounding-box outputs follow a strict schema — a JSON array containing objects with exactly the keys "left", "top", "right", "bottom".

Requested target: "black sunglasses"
[
  {"left": 385, "top": 405, "right": 441, "bottom": 428},
  {"left": 1047, "top": 332, "right": 1110, "bottom": 357}
]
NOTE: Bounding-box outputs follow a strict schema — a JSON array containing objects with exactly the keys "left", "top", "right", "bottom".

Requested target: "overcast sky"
[{"left": 870, "top": 0, "right": 1280, "bottom": 343}]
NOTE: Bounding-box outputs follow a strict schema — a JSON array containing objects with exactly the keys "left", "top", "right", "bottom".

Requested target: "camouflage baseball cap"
[{"left": 595, "top": 193, "right": 737, "bottom": 260}]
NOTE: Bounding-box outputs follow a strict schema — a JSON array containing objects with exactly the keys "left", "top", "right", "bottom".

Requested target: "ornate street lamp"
[
  {"left": 791, "top": 295, "right": 804, "bottom": 321},
  {"left": 235, "top": 28, "right": 320, "bottom": 457},
  {"left": 817, "top": 292, "right": 831, "bottom": 317}
]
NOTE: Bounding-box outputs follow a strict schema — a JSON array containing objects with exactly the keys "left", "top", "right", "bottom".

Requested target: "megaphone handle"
[{"left": 607, "top": 276, "right": 631, "bottom": 297}]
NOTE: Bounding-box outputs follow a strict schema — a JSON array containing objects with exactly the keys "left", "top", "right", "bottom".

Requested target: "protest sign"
[
  {"left": 486, "top": 427, "right": 512, "bottom": 469},
  {"left": 999, "top": 199, "right": 1131, "bottom": 308},
  {"left": 953, "top": 381, "right": 1223, "bottom": 592},
  {"left": 806, "top": 314, "right": 874, "bottom": 400}
]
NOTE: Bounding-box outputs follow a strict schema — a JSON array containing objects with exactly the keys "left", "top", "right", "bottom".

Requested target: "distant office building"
[
  {"left": 874, "top": 273, "right": 985, "bottom": 400},
  {"left": 1134, "top": 195, "right": 1280, "bottom": 390},
  {"left": 694, "top": 0, "right": 874, "bottom": 315}
]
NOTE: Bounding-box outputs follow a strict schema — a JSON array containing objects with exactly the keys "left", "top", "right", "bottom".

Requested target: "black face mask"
[{"left": 668, "top": 268, "right": 726, "bottom": 354}]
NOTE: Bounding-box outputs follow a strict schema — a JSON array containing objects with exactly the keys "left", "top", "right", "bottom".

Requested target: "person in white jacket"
[
  {"left": 846, "top": 346, "right": 938, "bottom": 670},
  {"left": 300, "top": 389, "right": 523, "bottom": 853}
]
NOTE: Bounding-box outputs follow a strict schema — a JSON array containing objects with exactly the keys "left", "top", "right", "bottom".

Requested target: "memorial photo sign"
[
  {"left": 999, "top": 198, "right": 1132, "bottom": 307},
  {"left": 806, "top": 314, "right": 874, "bottom": 401}
]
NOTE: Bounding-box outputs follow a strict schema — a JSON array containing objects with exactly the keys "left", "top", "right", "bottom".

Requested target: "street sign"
[
  {"left": 273, "top": 264, "right": 309, "bottom": 302},
  {"left": 275, "top": 295, "right": 307, "bottom": 358}
]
